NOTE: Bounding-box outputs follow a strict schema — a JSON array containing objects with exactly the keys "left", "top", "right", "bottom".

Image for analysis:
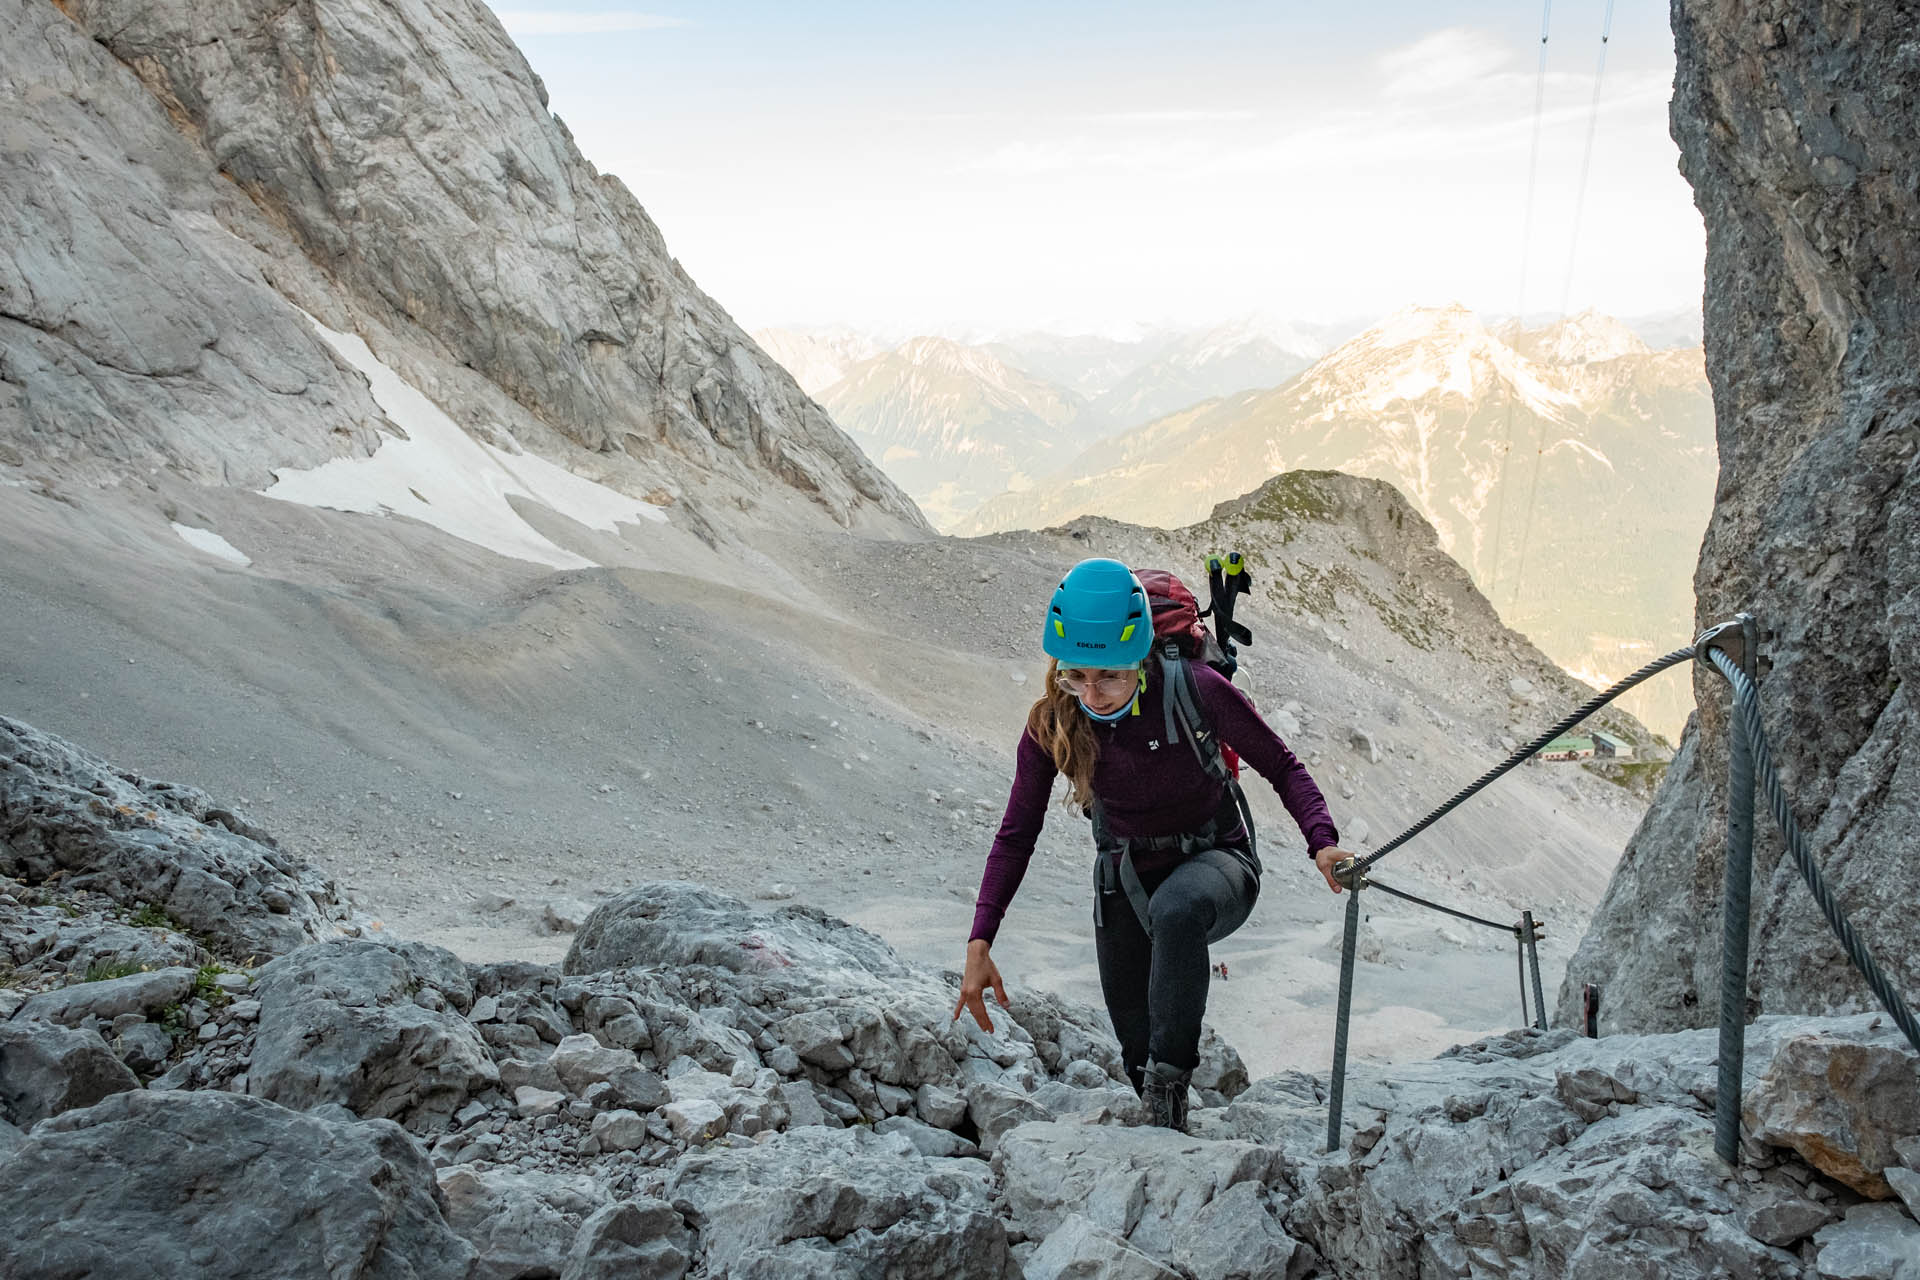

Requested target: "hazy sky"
[{"left": 496, "top": 1, "right": 1703, "bottom": 335}]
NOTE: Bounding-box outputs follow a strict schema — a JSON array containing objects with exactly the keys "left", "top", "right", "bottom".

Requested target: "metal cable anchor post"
[
  {"left": 1698, "top": 613, "right": 1759, "bottom": 1167},
  {"left": 1324, "top": 857, "right": 1368, "bottom": 1154},
  {"left": 1517, "top": 911, "right": 1548, "bottom": 1030}
]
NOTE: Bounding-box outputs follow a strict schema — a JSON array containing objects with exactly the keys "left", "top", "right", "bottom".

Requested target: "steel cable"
[
  {"left": 1366, "top": 877, "right": 1517, "bottom": 933},
  {"left": 1706, "top": 648, "right": 1920, "bottom": 1054},
  {"left": 1355, "top": 643, "right": 1697, "bottom": 876}
]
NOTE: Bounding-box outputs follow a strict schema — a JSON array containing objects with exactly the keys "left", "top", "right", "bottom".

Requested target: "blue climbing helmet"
[{"left": 1042, "top": 558, "right": 1153, "bottom": 668}]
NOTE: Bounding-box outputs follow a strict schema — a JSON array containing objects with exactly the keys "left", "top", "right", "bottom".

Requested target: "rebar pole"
[
  {"left": 1325, "top": 882, "right": 1363, "bottom": 1154},
  {"left": 1523, "top": 910, "right": 1547, "bottom": 1030},
  {"left": 1515, "top": 933, "right": 1530, "bottom": 1027},
  {"left": 1713, "top": 614, "right": 1759, "bottom": 1166}
]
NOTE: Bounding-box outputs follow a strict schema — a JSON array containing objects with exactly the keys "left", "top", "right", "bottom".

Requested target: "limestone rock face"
[
  {"left": 1280, "top": 1016, "right": 1913, "bottom": 1279},
  {"left": 6, "top": 0, "right": 922, "bottom": 534},
  {"left": 11, "top": 965, "right": 195, "bottom": 1027},
  {"left": 0, "top": 1090, "right": 476, "bottom": 1280},
  {"left": 8, "top": 726, "right": 1920, "bottom": 1278},
  {"left": 1561, "top": 1, "right": 1920, "bottom": 1032},
  {"left": 0, "top": 0, "right": 389, "bottom": 489},
  {"left": 563, "top": 1199, "right": 691, "bottom": 1280}
]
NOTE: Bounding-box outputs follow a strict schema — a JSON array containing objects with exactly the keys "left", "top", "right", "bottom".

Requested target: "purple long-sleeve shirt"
[{"left": 970, "top": 663, "right": 1339, "bottom": 944}]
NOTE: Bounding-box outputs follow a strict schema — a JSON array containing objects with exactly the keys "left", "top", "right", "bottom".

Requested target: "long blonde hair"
[{"left": 1026, "top": 658, "right": 1104, "bottom": 811}]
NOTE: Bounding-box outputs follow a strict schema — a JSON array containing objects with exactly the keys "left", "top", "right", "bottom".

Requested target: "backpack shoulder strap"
[
  {"left": 1160, "top": 652, "right": 1229, "bottom": 784},
  {"left": 1166, "top": 654, "right": 1261, "bottom": 873}
]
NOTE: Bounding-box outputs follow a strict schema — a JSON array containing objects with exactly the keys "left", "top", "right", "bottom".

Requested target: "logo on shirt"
[{"left": 1148, "top": 739, "right": 1161, "bottom": 750}]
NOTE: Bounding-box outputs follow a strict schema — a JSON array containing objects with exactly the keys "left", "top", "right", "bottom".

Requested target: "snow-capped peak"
[
  {"left": 1182, "top": 313, "right": 1326, "bottom": 364},
  {"left": 1519, "top": 310, "right": 1653, "bottom": 365}
]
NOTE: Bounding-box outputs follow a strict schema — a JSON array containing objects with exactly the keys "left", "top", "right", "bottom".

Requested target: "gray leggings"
[{"left": 1094, "top": 848, "right": 1258, "bottom": 1089}]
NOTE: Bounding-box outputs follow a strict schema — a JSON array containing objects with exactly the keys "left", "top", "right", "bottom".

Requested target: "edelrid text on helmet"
[{"left": 1042, "top": 558, "right": 1153, "bottom": 667}]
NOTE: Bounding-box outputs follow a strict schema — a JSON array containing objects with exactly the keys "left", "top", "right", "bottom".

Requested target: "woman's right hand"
[{"left": 952, "top": 938, "right": 1009, "bottom": 1032}]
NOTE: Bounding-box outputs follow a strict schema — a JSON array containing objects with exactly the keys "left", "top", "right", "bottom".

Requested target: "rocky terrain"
[
  {"left": 5, "top": 716, "right": 1919, "bottom": 1279},
  {"left": 1561, "top": 0, "right": 1920, "bottom": 1036},
  {"left": 959, "top": 307, "right": 1717, "bottom": 741}
]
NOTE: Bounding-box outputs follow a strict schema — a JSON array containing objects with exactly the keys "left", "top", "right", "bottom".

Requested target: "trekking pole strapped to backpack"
[{"left": 1202, "top": 552, "right": 1254, "bottom": 675}]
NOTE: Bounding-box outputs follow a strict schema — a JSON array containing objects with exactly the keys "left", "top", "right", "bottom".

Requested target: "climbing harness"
[{"left": 1091, "top": 651, "right": 1261, "bottom": 939}]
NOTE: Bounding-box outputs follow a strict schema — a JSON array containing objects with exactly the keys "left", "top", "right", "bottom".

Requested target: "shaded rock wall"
[{"left": 1562, "top": 3, "right": 1920, "bottom": 1030}]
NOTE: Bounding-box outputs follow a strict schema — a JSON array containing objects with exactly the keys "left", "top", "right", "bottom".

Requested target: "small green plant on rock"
[
  {"left": 192, "top": 963, "right": 235, "bottom": 1009},
  {"left": 159, "top": 1001, "right": 189, "bottom": 1041},
  {"left": 129, "top": 903, "right": 172, "bottom": 929},
  {"left": 83, "top": 961, "right": 143, "bottom": 983}
]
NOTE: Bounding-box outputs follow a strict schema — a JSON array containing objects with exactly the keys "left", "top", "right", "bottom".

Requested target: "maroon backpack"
[{"left": 1134, "top": 568, "right": 1240, "bottom": 778}]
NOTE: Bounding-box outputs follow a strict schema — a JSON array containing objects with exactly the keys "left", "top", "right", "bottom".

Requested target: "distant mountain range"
[
  {"left": 954, "top": 305, "right": 1715, "bottom": 737},
  {"left": 793, "top": 337, "right": 1108, "bottom": 529},
  {"left": 753, "top": 316, "right": 1328, "bottom": 529}
]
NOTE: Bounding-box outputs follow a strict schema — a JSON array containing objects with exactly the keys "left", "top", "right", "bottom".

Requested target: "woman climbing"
[{"left": 952, "top": 557, "right": 1351, "bottom": 1132}]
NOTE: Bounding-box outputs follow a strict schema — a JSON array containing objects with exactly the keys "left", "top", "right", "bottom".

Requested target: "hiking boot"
[{"left": 1141, "top": 1061, "right": 1192, "bottom": 1133}]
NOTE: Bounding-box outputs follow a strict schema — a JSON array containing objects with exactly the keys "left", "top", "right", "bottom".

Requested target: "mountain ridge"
[{"left": 2, "top": 0, "right": 923, "bottom": 540}]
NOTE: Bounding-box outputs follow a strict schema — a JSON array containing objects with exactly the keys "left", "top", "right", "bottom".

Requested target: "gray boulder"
[
  {"left": 1277, "top": 1014, "right": 1916, "bottom": 1279},
  {"left": 1746, "top": 1029, "right": 1920, "bottom": 1198},
  {"left": 0, "top": 717, "right": 340, "bottom": 959},
  {"left": 663, "top": 1126, "right": 1017, "bottom": 1277},
  {"left": 997, "top": 1122, "right": 1295, "bottom": 1264},
  {"left": 24, "top": 918, "right": 208, "bottom": 978},
  {"left": 0, "top": 1020, "right": 140, "bottom": 1127},
  {"left": 565, "top": 882, "right": 916, "bottom": 990},
  {"left": 13, "top": 965, "right": 196, "bottom": 1027},
  {"left": 1812, "top": 1203, "right": 1920, "bottom": 1280},
  {"left": 1505, "top": 1107, "right": 1802, "bottom": 1279},
  {"left": 438, "top": 1166, "right": 611, "bottom": 1280},
  {"left": 996, "top": 1123, "right": 1297, "bottom": 1280},
  {"left": 1024, "top": 1215, "right": 1182, "bottom": 1280},
  {"left": 562, "top": 1199, "right": 691, "bottom": 1280},
  {"left": 0, "top": 1090, "right": 474, "bottom": 1279},
  {"left": 965, "top": 1078, "right": 1054, "bottom": 1153},
  {"left": 248, "top": 939, "right": 497, "bottom": 1123},
  {"left": 112, "top": 1022, "right": 176, "bottom": 1076}
]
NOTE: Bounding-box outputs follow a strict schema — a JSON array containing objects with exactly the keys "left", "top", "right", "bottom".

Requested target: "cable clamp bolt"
[
  {"left": 1694, "top": 613, "right": 1756, "bottom": 670},
  {"left": 1333, "top": 857, "right": 1368, "bottom": 892}
]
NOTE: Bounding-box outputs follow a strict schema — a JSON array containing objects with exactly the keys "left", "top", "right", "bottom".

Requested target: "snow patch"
[
  {"left": 170, "top": 523, "right": 251, "bottom": 567},
  {"left": 264, "top": 315, "right": 664, "bottom": 569},
  {"left": 1548, "top": 439, "right": 1615, "bottom": 470}
]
